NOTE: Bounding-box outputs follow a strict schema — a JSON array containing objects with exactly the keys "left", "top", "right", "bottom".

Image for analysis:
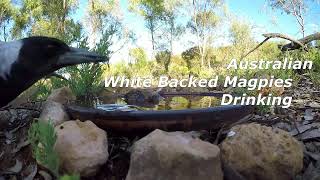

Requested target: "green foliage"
[
  {"left": 0, "top": 0, "right": 17, "bottom": 41},
  {"left": 59, "top": 175, "right": 80, "bottom": 180},
  {"left": 86, "top": 0, "right": 122, "bottom": 36},
  {"left": 305, "top": 49, "right": 320, "bottom": 72},
  {"left": 28, "top": 120, "right": 80, "bottom": 179},
  {"left": 230, "top": 19, "right": 254, "bottom": 59},
  {"left": 12, "top": 0, "right": 80, "bottom": 41},
  {"left": 186, "top": 0, "right": 224, "bottom": 68},
  {"left": 31, "top": 80, "right": 54, "bottom": 101},
  {"left": 28, "top": 119, "right": 59, "bottom": 176},
  {"left": 187, "top": 0, "right": 222, "bottom": 34},
  {"left": 129, "top": 0, "right": 166, "bottom": 18},
  {"left": 256, "top": 105, "right": 271, "bottom": 114},
  {"left": 156, "top": 50, "right": 171, "bottom": 73},
  {"left": 60, "top": 63, "right": 105, "bottom": 100},
  {"left": 129, "top": 0, "right": 167, "bottom": 51},
  {"left": 107, "top": 61, "right": 134, "bottom": 78},
  {"left": 168, "top": 63, "right": 189, "bottom": 78},
  {"left": 56, "top": 35, "right": 109, "bottom": 100},
  {"left": 0, "top": 0, "right": 16, "bottom": 20},
  {"left": 182, "top": 47, "right": 200, "bottom": 75},
  {"left": 129, "top": 47, "right": 148, "bottom": 67},
  {"left": 305, "top": 48, "right": 320, "bottom": 86}
]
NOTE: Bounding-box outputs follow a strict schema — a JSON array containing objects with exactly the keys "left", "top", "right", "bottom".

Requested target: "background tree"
[
  {"left": 86, "top": 0, "right": 135, "bottom": 57},
  {"left": 157, "top": 0, "right": 184, "bottom": 73},
  {"left": 129, "top": 0, "right": 166, "bottom": 52},
  {"left": 155, "top": 50, "right": 171, "bottom": 73},
  {"left": 229, "top": 19, "right": 255, "bottom": 59},
  {"left": 186, "top": 0, "right": 224, "bottom": 69},
  {"left": 181, "top": 46, "right": 200, "bottom": 77},
  {"left": 0, "top": 0, "right": 16, "bottom": 41},
  {"left": 129, "top": 47, "right": 148, "bottom": 65},
  {"left": 12, "top": 0, "right": 81, "bottom": 43},
  {"left": 268, "top": 0, "right": 307, "bottom": 37}
]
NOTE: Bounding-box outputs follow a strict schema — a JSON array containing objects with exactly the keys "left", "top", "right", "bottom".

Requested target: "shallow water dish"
[{"left": 66, "top": 105, "right": 254, "bottom": 133}]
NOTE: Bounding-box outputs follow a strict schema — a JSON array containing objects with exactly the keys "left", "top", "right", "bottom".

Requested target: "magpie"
[{"left": 0, "top": 36, "right": 107, "bottom": 108}]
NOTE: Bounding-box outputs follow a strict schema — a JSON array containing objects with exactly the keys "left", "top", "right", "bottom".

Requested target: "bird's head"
[
  {"left": 17, "top": 36, "right": 107, "bottom": 76},
  {"left": 0, "top": 36, "right": 108, "bottom": 108}
]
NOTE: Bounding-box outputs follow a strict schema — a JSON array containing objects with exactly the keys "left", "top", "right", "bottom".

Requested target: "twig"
[
  {"left": 240, "top": 37, "right": 271, "bottom": 60},
  {"left": 214, "top": 124, "right": 225, "bottom": 145},
  {"left": 241, "top": 32, "right": 308, "bottom": 59}
]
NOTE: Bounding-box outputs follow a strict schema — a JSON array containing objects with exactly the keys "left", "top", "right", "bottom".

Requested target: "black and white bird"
[{"left": 0, "top": 36, "right": 107, "bottom": 108}]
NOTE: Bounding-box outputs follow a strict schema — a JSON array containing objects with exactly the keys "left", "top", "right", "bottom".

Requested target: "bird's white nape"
[{"left": 0, "top": 41, "right": 22, "bottom": 80}]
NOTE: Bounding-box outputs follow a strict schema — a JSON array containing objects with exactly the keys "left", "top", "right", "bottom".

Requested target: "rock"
[
  {"left": 54, "top": 120, "right": 108, "bottom": 177},
  {"left": 126, "top": 129, "right": 223, "bottom": 180},
  {"left": 221, "top": 123, "right": 303, "bottom": 180},
  {"left": 47, "top": 87, "right": 76, "bottom": 105},
  {"left": 39, "top": 87, "right": 75, "bottom": 126},
  {"left": 39, "top": 101, "right": 69, "bottom": 126}
]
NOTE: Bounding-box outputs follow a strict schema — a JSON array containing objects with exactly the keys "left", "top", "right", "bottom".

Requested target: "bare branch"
[
  {"left": 281, "top": 32, "right": 320, "bottom": 51},
  {"left": 241, "top": 32, "right": 314, "bottom": 59},
  {"left": 240, "top": 37, "right": 271, "bottom": 60},
  {"left": 263, "top": 33, "right": 305, "bottom": 49}
]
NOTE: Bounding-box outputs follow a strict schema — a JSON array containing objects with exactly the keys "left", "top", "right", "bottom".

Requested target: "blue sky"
[
  {"left": 227, "top": 0, "right": 320, "bottom": 37},
  {"left": 74, "top": 0, "right": 320, "bottom": 63}
]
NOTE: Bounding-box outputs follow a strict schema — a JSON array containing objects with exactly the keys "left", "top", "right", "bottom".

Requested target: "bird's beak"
[{"left": 57, "top": 47, "right": 108, "bottom": 66}]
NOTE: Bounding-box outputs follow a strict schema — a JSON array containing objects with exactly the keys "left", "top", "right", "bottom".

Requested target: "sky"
[{"left": 74, "top": 0, "right": 320, "bottom": 63}]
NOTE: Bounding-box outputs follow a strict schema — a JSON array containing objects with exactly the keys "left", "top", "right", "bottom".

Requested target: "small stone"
[
  {"left": 39, "top": 101, "right": 69, "bottom": 126},
  {"left": 47, "top": 87, "right": 76, "bottom": 105},
  {"left": 55, "top": 120, "right": 108, "bottom": 177},
  {"left": 126, "top": 129, "right": 223, "bottom": 180},
  {"left": 221, "top": 123, "right": 303, "bottom": 180}
]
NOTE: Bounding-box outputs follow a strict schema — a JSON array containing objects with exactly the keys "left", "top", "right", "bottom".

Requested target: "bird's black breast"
[
  {"left": 0, "top": 78, "right": 19, "bottom": 107},
  {"left": 0, "top": 61, "right": 39, "bottom": 107}
]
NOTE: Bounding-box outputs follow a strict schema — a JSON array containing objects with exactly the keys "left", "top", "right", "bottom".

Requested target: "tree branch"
[
  {"left": 281, "top": 32, "right": 320, "bottom": 51},
  {"left": 263, "top": 33, "right": 305, "bottom": 49},
  {"left": 241, "top": 32, "right": 312, "bottom": 59}
]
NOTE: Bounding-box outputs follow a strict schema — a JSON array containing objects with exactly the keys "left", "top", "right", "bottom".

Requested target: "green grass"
[
  {"left": 59, "top": 175, "right": 81, "bottom": 180},
  {"left": 28, "top": 119, "right": 80, "bottom": 179},
  {"left": 28, "top": 119, "right": 59, "bottom": 176}
]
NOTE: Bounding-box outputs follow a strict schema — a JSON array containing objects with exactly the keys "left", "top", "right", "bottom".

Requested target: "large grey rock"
[
  {"left": 39, "top": 101, "right": 69, "bottom": 126},
  {"left": 126, "top": 129, "right": 223, "bottom": 180},
  {"left": 221, "top": 123, "right": 303, "bottom": 180},
  {"left": 54, "top": 120, "right": 109, "bottom": 177}
]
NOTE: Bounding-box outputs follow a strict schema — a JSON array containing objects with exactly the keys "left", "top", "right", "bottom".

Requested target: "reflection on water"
[{"left": 95, "top": 96, "right": 221, "bottom": 110}]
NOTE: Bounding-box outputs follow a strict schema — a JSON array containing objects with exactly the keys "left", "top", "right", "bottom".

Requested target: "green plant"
[
  {"left": 28, "top": 119, "right": 80, "bottom": 180},
  {"left": 59, "top": 175, "right": 80, "bottom": 180},
  {"left": 256, "top": 105, "right": 271, "bottom": 114},
  {"left": 28, "top": 119, "right": 59, "bottom": 177}
]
